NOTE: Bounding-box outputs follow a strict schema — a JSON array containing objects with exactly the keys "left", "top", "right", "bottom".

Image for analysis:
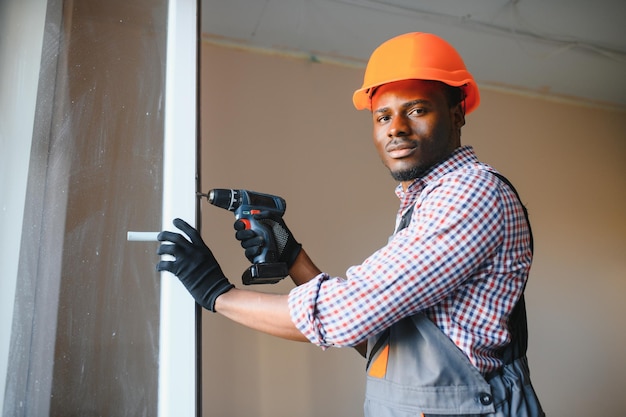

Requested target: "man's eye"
[
  {"left": 377, "top": 115, "right": 391, "bottom": 123},
  {"left": 409, "top": 108, "right": 425, "bottom": 116}
]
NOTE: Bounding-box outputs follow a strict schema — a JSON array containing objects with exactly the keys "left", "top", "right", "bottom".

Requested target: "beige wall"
[{"left": 200, "top": 41, "right": 626, "bottom": 417}]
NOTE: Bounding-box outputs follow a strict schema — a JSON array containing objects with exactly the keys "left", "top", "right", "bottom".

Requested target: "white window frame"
[{"left": 159, "top": 0, "right": 199, "bottom": 415}]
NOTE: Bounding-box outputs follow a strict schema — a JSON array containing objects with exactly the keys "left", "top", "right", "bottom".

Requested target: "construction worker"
[{"left": 157, "top": 32, "right": 544, "bottom": 416}]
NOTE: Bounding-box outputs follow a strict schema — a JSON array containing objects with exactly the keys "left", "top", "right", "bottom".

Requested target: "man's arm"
[
  {"left": 214, "top": 288, "right": 308, "bottom": 342},
  {"left": 217, "top": 249, "right": 368, "bottom": 356},
  {"left": 214, "top": 280, "right": 368, "bottom": 357}
]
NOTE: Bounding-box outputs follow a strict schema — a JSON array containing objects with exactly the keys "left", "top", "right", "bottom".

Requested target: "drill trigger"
[{"left": 240, "top": 218, "right": 252, "bottom": 230}]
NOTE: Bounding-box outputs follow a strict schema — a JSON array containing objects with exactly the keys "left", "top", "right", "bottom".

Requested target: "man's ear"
[{"left": 451, "top": 102, "right": 466, "bottom": 130}]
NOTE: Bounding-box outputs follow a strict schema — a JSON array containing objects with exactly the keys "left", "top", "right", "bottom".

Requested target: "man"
[{"left": 157, "top": 32, "right": 544, "bottom": 416}]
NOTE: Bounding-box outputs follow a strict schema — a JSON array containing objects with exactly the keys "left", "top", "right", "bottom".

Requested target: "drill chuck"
[{"left": 208, "top": 189, "right": 241, "bottom": 211}]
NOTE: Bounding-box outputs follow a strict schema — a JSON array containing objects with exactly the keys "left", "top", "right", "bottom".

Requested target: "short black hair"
[{"left": 440, "top": 82, "right": 466, "bottom": 109}]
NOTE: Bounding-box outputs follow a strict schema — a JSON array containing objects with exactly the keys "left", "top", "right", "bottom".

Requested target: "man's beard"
[{"left": 390, "top": 166, "right": 426, "bottom": 182}]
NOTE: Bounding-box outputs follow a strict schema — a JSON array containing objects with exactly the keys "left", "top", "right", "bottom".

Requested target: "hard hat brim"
[{"left": 353, "top": 77, "right": 480, "bottom": 114}]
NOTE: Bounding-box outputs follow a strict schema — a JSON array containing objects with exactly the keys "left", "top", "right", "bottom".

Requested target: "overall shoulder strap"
[
  {"left": 489, "top": 171, "right": 533, "bottom": 365},
  {"left": 366, "top": 203, "right": 414, "bottom": 370},
  {"left": 395, "top": 204, "right": 415, "bottom": 234},
  {"left": 490, "top": 171, "right": 534, "bottom": 254}
]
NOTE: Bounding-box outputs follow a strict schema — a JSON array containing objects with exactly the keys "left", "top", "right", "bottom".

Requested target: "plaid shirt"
[{"left": 288, "top": 146, "right": 532, "bottom": 373}]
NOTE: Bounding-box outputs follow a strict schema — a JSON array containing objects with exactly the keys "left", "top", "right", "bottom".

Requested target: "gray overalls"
[{"left": 364, "top": 173, "right": 544, "bottom": 417}]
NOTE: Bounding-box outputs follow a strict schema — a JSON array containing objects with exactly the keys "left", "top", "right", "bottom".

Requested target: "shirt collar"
[{"left": 394, "top": 145, "right": 479, "bottom": 201}]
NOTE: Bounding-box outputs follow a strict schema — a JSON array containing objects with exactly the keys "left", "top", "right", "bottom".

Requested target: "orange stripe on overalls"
[{"left": 367, "top": 344, "right": 389, "bottom": 378}]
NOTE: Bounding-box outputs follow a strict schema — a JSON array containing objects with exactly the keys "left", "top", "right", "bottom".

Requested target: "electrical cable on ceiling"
[{"left": 250, "top": 0, "right": 271, "bottom": 37}]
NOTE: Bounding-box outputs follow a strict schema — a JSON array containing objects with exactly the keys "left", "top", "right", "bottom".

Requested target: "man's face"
[{"left": 371, "top": 80, "right": 465, "bottom": 189}]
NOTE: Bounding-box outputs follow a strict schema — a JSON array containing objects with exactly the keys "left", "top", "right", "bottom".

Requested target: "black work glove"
[
  {"left": 234, "top": 211, "right": 302, "bottom": 269},
  {"left": 157, "top": 218, "right": 234, "bottom": 312}
]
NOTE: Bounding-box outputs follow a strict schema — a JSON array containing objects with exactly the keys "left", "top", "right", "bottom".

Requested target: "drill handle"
[
  {"left": 236, "top": 214, "right": 281, "bottom": 265},
  {"left": 237, "top": 215, "right": 289, "bottom": 284}
]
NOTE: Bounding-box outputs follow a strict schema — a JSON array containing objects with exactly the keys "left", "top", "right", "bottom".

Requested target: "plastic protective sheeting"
[{"left": 5, "top": 0, "right": 170, "bottom": 415}]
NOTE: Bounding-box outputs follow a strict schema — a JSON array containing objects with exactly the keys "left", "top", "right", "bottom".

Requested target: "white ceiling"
[{"left": 201, "top": 0, "right": 626, "bottom": 110}]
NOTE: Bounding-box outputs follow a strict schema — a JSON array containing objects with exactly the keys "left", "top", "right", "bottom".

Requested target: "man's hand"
[
  {"left": 234, "top": 211, "right": 302, "bottom": 268},
  {"left": 157, "top": 218, "right": 234, "bottom": 312}
]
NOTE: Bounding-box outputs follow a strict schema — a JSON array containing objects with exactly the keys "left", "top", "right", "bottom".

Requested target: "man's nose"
[{"left": 388, "top": 115, "right": 410, "bottom": 137}]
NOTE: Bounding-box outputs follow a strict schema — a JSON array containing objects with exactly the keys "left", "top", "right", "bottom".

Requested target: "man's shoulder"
[
  {"left": 422, "top": 146, "right": 489, "bottom": 182},
  {"left": 434, "top": 163, "right": 500, "bottom": 188},
  {"left": 418, "top": 166, "right": 508, "bottom": 212}
]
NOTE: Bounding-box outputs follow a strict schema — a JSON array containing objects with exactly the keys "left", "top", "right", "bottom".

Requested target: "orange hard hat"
[{"left": 352, "top": 32, "right": 480, "bottom": 114}]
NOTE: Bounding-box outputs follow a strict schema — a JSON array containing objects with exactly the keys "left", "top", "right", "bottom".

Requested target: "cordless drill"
[{"left": 198, "top": 189, "right": 289, "bottom": 285}]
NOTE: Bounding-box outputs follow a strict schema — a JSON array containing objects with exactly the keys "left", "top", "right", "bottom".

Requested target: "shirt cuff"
[{"left": 288, "top": 272, "right": 333, "bottom": 348}]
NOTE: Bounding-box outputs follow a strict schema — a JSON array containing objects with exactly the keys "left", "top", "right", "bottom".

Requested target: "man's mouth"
[{"left": 386, "top": 142, "right": 417, "bottom": 159}]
